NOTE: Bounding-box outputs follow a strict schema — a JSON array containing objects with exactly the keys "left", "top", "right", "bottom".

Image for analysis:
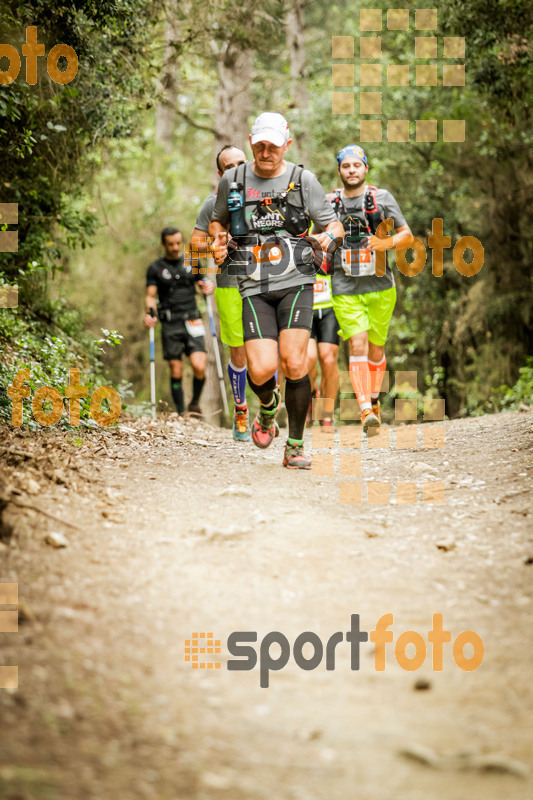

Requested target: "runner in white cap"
[{"left": 209, "top": 113, "right": 343, "bottom": 469}]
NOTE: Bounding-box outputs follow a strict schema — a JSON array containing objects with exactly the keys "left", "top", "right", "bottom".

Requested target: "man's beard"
[{"left": 341, "top": 175, "right": 365, "bottom": 190}]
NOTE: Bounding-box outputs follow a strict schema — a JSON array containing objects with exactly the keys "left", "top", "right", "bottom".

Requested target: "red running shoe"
[
  {"left": 283, "top": 440, "right": 312, "bottom": 469},
  {"left": 251, "top": 389, "right": 281, "bottom": 449}
]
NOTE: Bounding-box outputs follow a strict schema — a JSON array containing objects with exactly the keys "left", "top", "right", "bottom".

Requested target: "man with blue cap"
[{"left": 328, "top": 145, "right": 414, "bottom": 432}]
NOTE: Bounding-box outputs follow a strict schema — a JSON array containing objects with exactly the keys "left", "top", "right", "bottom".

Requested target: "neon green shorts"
[
  {"left": 214, "top": 287, "right": 244, "bottom": 348},
  {"left": 331, "top": 287, "right": 397, "bottom": 345}
]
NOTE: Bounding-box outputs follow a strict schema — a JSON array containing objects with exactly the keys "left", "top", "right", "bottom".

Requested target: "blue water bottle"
[{"left": 228, "top": 182, "right": 248, "bottom": 237}]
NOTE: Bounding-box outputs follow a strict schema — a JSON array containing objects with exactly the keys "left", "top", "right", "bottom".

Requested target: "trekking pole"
[
  {"left": 205, "top": 293, "right": 229, "bottom": 419},
  {"left": 148, "top": 308, "right": 156, "bottom": 419}
]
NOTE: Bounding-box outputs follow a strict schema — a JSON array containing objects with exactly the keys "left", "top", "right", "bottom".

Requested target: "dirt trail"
[{"left": 1, "top": 410, "right": 532, "bottom": 800}]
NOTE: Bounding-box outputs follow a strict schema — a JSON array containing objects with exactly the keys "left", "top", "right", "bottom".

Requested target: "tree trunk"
[
  {"left": 155, "top": 3, "right": 182, "bottom": 152},
  {"left": 214, "top": 46, "right": 253, "bottom": 178},
  {"left": 285, "top": 0, "right": 310, "bottom": 164}
]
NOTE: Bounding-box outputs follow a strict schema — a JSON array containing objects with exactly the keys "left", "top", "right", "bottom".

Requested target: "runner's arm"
[{"left": 368, "top": 223, "right": 414, "bottom": 252}]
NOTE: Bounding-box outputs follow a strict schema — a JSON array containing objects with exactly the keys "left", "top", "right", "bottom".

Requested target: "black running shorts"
[
  {"left": 242, "top": 284, "right": 314, "bottom": 341},
  {"left": 310, "top": 306, "right": 341, "bottom": 346},
  {"left": 161, "top": 321, "right": 206, "bottom": 361}
]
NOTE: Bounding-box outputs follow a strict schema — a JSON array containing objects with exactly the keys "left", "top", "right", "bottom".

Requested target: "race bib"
[
  {"left": 185, "top": 318, "right": 206, "bottom": 338},
  {"left": 341, "top": 246, "right": 376, "bottom": 277},
  {"left": 242, "top": 238, "right": 298, "bottom": 282},
  {"left": 313, "top": 277, "right": 331, "bottom": 305}
]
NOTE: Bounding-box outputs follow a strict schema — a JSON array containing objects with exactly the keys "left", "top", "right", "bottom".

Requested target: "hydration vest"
[
  {"left": 234, "top": 162, "right": 311, "bottom": 237},
  {"left": 328, "top": 185, "right": 382, "bottom": 235}
]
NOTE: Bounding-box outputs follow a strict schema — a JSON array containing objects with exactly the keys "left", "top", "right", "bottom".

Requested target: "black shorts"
[
  {"left": 161, "top": 320, "right": 206, "bottom": 361},
  {"left": 242, "top": 284, "right": 314, "bottom": 341},
  {"left": 311, "top": 306, "right": 340, "bottom": 346}
]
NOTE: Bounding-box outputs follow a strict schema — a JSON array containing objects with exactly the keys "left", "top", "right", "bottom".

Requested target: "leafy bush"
[{"left": 0, "top": 305, "right": 127, "bottom": 428}]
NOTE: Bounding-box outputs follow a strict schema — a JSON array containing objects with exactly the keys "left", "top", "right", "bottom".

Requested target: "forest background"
[{"left": 0, "top": 0, "right": 532, "bottom": 425}]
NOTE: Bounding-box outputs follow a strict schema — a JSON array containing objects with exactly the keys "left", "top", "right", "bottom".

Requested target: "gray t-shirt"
[
  {"left": 194, "top": 192, "right": 238, "bottom": 289},
  {"left": 211, "top": 161, "right": 336, "bottom": 298},
  {"left": 330, "top": 188, "right": 407, "bottom": 296}
]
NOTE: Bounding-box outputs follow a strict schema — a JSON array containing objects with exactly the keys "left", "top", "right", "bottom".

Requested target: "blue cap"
[{"left": 336, "top": 145, "right": 368, "bottom": 166}]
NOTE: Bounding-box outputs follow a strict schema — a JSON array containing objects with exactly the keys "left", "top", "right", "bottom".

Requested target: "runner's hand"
[
  {"left": 199, "top": 279, "right": 215, "bottom": 295},
  {"left": 212, "top": 231, "right": 229, "bottom": 265},
  {"left": 368, "top": 234, "right": 394, "bottom": 252},
  {"left": 310, "top": 232, "right": 336, "bottom": 251}
]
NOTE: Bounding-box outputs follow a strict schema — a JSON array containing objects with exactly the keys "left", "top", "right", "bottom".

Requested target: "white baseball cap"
[{"left": 250, "top": 112, "right": 290, "bottom": 147}]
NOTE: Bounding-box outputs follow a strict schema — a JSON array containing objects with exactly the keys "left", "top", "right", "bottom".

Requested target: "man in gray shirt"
[
  {"left": 210, "top": 112, "right": 343, "bottom": 469},
  {"left": 329, "top": 145, "right": 414, "bottom": 433}
]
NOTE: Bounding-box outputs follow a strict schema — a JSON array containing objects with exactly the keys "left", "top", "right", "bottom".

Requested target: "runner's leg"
[
  {"left": 189, "top": 350, "right": 206, "bottom": 407},
  {"left": 279, "top": 327, "right": 311, "bottom": 442},
  {"left": 169, "top": 359, "right": 184, "bottom": 414},
  {"left": 317, "top": 342, "right": 339, "bottom": 413},
  {"left": 348, "top": 331, "right": 371, "bottom": 411}
]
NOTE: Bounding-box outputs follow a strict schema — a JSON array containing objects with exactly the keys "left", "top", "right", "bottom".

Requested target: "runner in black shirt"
[{"left": 144, "top": 227, "right": 214, "bottom": 415}]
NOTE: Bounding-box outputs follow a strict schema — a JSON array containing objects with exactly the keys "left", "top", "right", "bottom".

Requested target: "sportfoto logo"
[{"left": 185, "top": 613, "right": 484, "bottom": 688}]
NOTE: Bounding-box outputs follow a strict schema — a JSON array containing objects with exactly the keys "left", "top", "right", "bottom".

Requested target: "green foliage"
[
  {"left": 0, "top": 305, "right": 127, "bottom": 427},
  {"left": 491, "top": 358, "right": 533, "bottom": 411},
  {"left": 0, "top": 0, "right": 161, "bottom": 288}
]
